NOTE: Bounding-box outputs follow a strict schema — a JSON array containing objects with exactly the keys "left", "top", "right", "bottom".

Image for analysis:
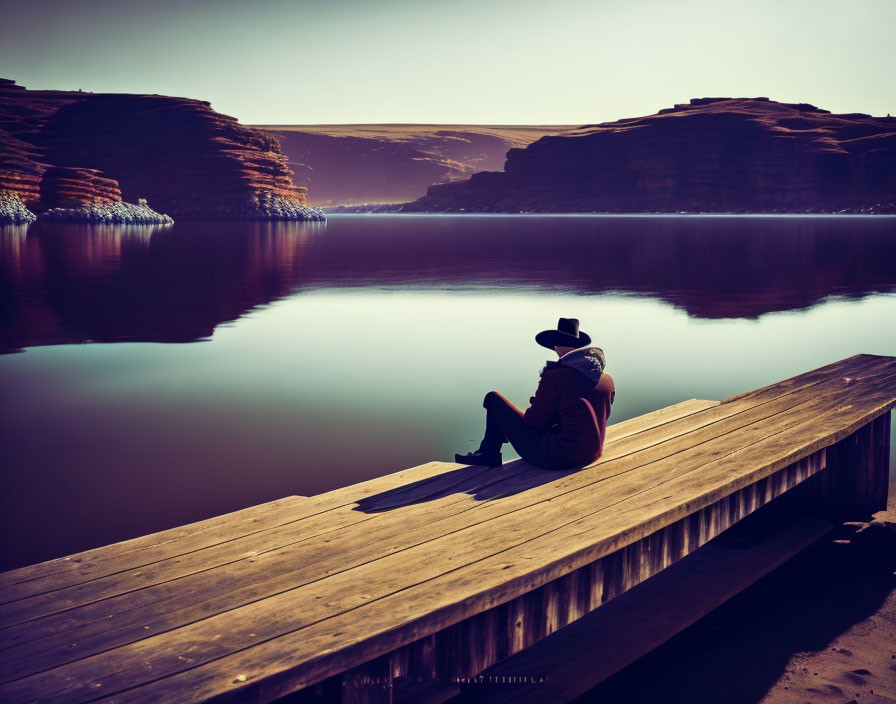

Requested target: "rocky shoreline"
[
  {"left": 0, "top": 192, "right": 174, "bottom": 226},
  {"left": 0, "top": 192, "right": 37, "bottom": 224},
  {"left": 1, "top": 192, "right": 327, "bottom": 226},
  {"left": 160, "top": 193, "right": 326, "bottom": 221},
  {"left": 38, "top": 198, "right": 173, "bottom": 225}
]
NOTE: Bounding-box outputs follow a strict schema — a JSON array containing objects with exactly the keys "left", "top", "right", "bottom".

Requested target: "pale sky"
[{"left": 1, "top": 0, "right": 894, "bottom": 125}]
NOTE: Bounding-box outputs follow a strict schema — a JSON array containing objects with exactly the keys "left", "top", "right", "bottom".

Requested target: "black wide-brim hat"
[{"left": 535, "top": 317, "right": 591, "bottom": 350}]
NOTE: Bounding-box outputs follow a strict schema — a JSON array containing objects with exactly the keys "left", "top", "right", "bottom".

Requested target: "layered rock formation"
[
  {"left": 260, "top": 125, "right": 569, "bottom": 205},
  {"left": 0, "top": 78, "right": 323, "bottom": 223},
  {"left": 407, "top": 98, "right": 896, "bottom": 213}
]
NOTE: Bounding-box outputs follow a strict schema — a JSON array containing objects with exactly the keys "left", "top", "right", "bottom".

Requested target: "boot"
[{"left": 454, "top": 449, "right": 503, "bottom": 467}]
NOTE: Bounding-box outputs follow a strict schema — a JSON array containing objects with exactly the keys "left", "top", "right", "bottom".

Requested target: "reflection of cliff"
[
  {"left": 408, "top": 98, "right": 896, "bottom": 213},
  {"left": 0, "top": 78, "right": 312, "bottom": 219},
  {"left": 2, "top": 216, "right": 895, "bottom": 353},
  {"left": 0, "top": 222, "right": 319, "bottom": 353},
  {"left": 260, "top": 125, "right": 568, "bottom": 205},
  {"left": 294, "top": 217, "right": 896, "bottom": 319}
]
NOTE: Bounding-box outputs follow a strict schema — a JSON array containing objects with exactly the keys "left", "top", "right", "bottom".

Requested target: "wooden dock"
[{"left": 0, "top": 354, "right": 894, "bottom": 704}]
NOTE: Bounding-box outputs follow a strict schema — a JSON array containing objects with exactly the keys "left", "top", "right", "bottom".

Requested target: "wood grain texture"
[
  {"left": 0, "top": 377, "right": 851, "bottom": 673},
  {"left": 0, "top": 355, "right": 892, "bottom": 704},
  {"left": 0, "top": 400, "right": 736, "bottom": 640},
  {"left": 451, "top": 516, "right": 835, "bottom": 703},
  {"left": 0, "top": 395, "right": 722, "bottom": 681},
  {"left": 0, "top": 496, "right": 309, "bottom": 601},
  {"left": 0, "top": 400, "right": 715, "bottom": 609}
]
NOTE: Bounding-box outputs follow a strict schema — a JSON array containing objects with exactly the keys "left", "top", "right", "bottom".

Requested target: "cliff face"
[
  {"left": 409, "top": 98, "right": 896, "bottom": 213},
  {"left": 260, "top": 125, "right": 569, "bottom": 205},
  {"left": 0, "top": 79, "right": 117, "bottom": 210},
  {"left": 0, "top": 78, "right": 317, "bottom": 220}
]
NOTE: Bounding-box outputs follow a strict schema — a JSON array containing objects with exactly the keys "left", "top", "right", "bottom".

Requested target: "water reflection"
[
  {"left": 0, "top": 221, "right": 319, "bottom": 353},
  {"left": 1, "top": 215, "right": 895, "bottom": 571},
  {"left": 2, "top": 215, "right": 895, "bottom": 354}
]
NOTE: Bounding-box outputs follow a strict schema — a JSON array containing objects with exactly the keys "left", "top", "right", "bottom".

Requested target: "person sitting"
[{"left": 455, "top": 318, "right": 615, "bottom": 470}]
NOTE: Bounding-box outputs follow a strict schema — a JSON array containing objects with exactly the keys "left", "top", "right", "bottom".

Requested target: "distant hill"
[
  {"left": 256, "top": 125, "right": 571, "bottom": 206},
  {"left": 403, "top": 98, "right": 896, "bottom": 214},
  {"left": 0, "top": 78, "right": 320, "bottom": 222}
]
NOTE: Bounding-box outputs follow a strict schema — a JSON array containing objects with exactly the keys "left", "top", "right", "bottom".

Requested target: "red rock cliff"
[
  {"left": 0, "top": 78, "right": 315, "bottom": 219},
  {"left": 409, "top": 98, "right": 896, "bottom": 213}
]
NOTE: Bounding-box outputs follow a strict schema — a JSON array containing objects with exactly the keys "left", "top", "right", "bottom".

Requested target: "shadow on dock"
[{"left": 353, "top": 461, "right": 581, "bottom": 513}]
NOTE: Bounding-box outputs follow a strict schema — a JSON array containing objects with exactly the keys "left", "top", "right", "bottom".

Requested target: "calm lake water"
[{"left": 1, "top": 214, "right": 895, "bottom": 571}]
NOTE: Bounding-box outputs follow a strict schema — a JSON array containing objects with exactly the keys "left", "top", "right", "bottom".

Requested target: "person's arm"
[{"left": 524, "top": 372, "right": 560, "bottom": 428}]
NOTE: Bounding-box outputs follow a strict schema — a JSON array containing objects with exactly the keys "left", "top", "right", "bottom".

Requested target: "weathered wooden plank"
[
  {"left": 0, "top": 465, "right": 508, "bottom": 647},
  {"left": 0, "top": 451, "right": 720, "bottom": 676},
  {"left": 104, "top": 458, "right": 830, "bottom": 704},
  {"left": 5, "top": 353, "right": 873, "bottom": 607},
  {"left": 396, "top": 452, "right": 830, "bottom": 698},
  {"left": 0, "top": 366, "right": 888, "bottom": 684},
  {"left": 0, "top": 394, "right": 763, "bottom": 632},
  {"left": 601, "top": 398, "right": 718, "bottom": 441},
  {"left": 75, "top": 453, "right": 833, "bottom": 704},
  {"left": 1, "top": 457, "right": 552, "bottom": 604},
  {"left": 1, "top": 355, "right": 892, "bottom": 704},
  {"left": 89, "top": 376, "right": 880, "bottom": 701},
  {"left": 0, "top": 400, "right": 717, "bottom": 609},
  {"left": 0, "top": 401, "right": 742, "bottom": 684},
  {"left": 10, "top": 352, "right": 880, "bottom": 613},
  {"left": 0, "top": 463, "right": 490, "bottom": 605},
  {"left": 718, "top": 353, "right": 878, "bottom": 405},
  {"left": 804, "top": 410, "right": 892, "bottom": 522},
  {"left": 0, "top": 496, "right": 308, "bottom": 598},
  {"left": 453, "top": 517, "right": 834, "bottom": 703},
  {"left": 3, "top": 367, "right": 893, "bottom": 703},
  {"left": 0, "top": 363, "right": 863, "bottom": 669},
  {"left": 843, "top": 411, "right": 891, "bottom": 517}
]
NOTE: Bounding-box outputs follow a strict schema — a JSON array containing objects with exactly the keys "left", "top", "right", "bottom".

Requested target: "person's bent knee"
[{"left": 483, "top": 390, "right": 514, "bottom": 409}]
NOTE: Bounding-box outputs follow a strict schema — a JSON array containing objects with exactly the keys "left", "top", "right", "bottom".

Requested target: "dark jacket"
[{"left": 523, "top": 346, "right": 615, "bottom": 466}]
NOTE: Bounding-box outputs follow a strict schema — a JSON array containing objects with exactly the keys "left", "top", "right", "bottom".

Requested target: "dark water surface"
[{"left": 1, "top": 215, "right": 895, "bottom": 571}]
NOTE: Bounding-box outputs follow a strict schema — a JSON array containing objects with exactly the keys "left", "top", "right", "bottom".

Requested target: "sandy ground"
[{"left": 575, "top": 498, "right": 896, "bottom": 704}]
